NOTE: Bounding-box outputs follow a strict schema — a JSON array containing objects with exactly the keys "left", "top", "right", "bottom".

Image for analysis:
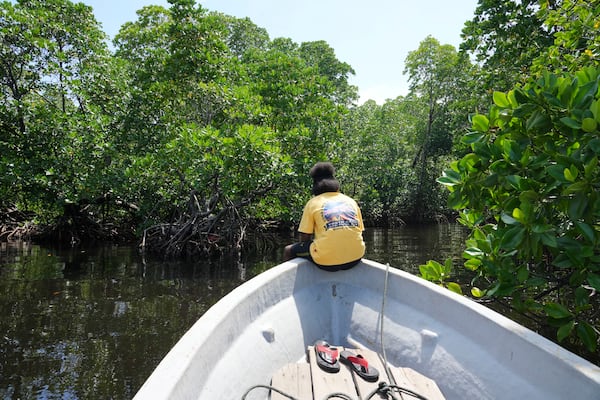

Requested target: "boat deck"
[{"left": 270, "top": 346, "right": 445, "bottom": 400}]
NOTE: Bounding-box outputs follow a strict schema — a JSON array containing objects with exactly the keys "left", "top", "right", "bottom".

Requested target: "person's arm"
[{"left": 298, "top": 232, "right": 312, "bottom": 242}]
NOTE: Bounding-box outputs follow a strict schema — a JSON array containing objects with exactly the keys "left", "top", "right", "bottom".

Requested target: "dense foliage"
[
  {"left": 1, "top": 0, "right": 598, "bottom": 356},
  {"left": 430, "top": 0, "right": 600, "bottom": 354},
  {"left": 438, "top": 67, "right": 600, "bottom": 354},
  {"left": 0, "top": 0, "right": 466, "bottom": 246},
  {"left": 0, "top": 0, "right": 355, "bottom": 248}
]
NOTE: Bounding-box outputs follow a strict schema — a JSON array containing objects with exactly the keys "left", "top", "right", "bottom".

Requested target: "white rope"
[
  {"left": 380, "top": 263, "right": 391, "bottom": 374},
  {"left": 378, "top": 263, "right": 431, "bottom": 400}
]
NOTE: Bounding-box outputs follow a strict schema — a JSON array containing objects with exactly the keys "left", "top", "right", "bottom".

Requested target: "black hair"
[{"left": 310, "top": 162, "right": 340, "bottom": 195}]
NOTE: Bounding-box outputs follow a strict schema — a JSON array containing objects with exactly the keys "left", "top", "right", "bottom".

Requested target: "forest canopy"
[{"left": 1, "top": 0, "right": 599, "bottom": 356}]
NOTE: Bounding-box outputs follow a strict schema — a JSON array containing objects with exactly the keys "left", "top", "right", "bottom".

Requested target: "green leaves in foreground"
[
  {"left": 546, "top": 302, "right": 597, "bottom": 352},
  {"left": 435, "top": 67, "right": 600, "bottom": 353},
  {"left": 419, "top": 259, "right": 463, "bottom": 295}
]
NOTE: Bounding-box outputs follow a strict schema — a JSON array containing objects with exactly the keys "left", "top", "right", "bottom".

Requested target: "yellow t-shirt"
[{"left": 298, "top": 192, "right": 365, "bottom": 266}]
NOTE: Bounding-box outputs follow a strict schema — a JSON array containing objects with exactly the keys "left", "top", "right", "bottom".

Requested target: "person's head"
[{"left": 310, "top": 162, "right": 340, "bottom": 195}]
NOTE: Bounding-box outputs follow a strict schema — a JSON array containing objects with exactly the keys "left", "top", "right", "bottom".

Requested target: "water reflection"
[
  {"left": 0, "top": 225, "right": 468, "bottom": 400},
  {"left": 0, "top": 243, "right": 265, "bottom": 400},
  {"left": 364, "top": 224, "right": 469, "bottom": 274}
]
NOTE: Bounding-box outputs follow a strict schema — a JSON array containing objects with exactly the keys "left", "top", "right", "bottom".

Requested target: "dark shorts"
[
  {"left": 289, "top": 241, "right": 312, "bottom": 259},
  {"left": 289, "top": 241, "right": 361, "bottom": 272}
]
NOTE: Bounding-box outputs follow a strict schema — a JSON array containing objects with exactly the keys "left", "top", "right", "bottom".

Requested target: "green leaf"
[
  {"left": 500, "top": 212, "right": 519, "bottom": 225},
  {"left": 573, "top": 80, "right": 597, "bottom": 110},
  {"left": 560, "top": 117, "right": 581, "bottom": 129},
  {"left": 462, "top": 132, "right": 485, "bottom": 144},
  {"left": 482, "top": 173, "right": 498, "bottom": 187},
  {"left": 588, "top": 273, "right": 600, "bottom": 291},
  {"left": 419, "top": 260, "right": 444, "bottom": 281},
  {"left": 569, "top": 270, "right": 587, "bottom": 287},
  {"left": 507, "top": 90, "right": 520, "bottom": 108},
  {"left": 564, "top": 181, "right": 588, "bottom": 194},
  {"left": 582, "top": 117, "right": 597, "bottom": 133},
  {"left": 519, "top": 190, "right": 538, "bottom": 203},
  {"left": 513, "top": 103, "right": 538, "bottom": 118},
  {"left": 447, "top": 192, "right": 468, "bottom": 209},
  {"left": 567, "top": 193, "right": 587, "bottom": 220},
  {"left": 557, "top": 320, "right": 575, "bottom": 342},
  {"left": 486, "top": 282, "right": 500, "bottom": 297},
  {"left": 591, "top": 100, "right": 600, "bottom": 121},
  {"left": 512, "top": 207, "right": 526, "bottom": 223},
  {"left": 513, "top": 88, "right": 529, "bottom": 104},
  {"left": 493, "top": 91, "right": 510, "bottom": 108},
  {"left": 517, "top": 267, "right": 529, "bottom": 283},
  {"left": 540, "top": 232, "right": 558, "bottom": 248},
  {"left": 526, "top": 110, "right": 550, "bottom": 131},
  {"left": 500, "top": 226, "right": 526, "bottom": 249},
  {"left": 558, "top": 78, "right": 575, "bottom": 104},
  {"left": 542, "top": 92, "right": 564, "bottom": 108},
  {"left": 589, "top": 138, "right": 600, "bottom": 154},
  {"left": 553, "top": 255, "right": 574, "bottom": 271},
  {"left": 574, "top": 287, "right": 589, "bottom": 307},
  {"left": 544, "top": 302, "right": 573, "bottom": 319},
  {"left": 472, "top": 114, "right": 489, "bottom": 132},
  {"left": 531, "top": 223, "right": 552, "bottom": 234},
  {"left": 563, "top": 168, "right": 575, "bottom": 182},
  {"left": 546, "top": 164, "right": 569, "bottom": 182},
  {"left": 576, "top": 322, "right": 598, "bottom": 352},
  {"left": 437, "top": 170, "right": 461, "bottom": 186},
  {"left": 463, "top": 247, "right": 484, "bottom": 258},
  {"left": 506, "top": 175, "right": 522, "bottom": 190},
  {"left": 464, "top": 258, "right": 481, "bottom": 271},
  {"left": 575, "top": 221, "right": 595, "bottom": 243},
  {"left": 446, "top": 282, "right": 463, "bottom": 295},
  {"left": 458, "top": 153, "right": 480, "bottom": 171},
  {"left": 563, "top": 165, "right": 578, "bottom": 182},
  {"left": 444, "top": 258, "right": 454, "bottom": 275},
  {"left": 584, "top": 156, "right": 598, "bottom": 179},
  {"left": 471, "top": 287, "right": 485, "bottom": 297},
  {"left": 527, "top": 277, "right": 547, "bottom": 287}
]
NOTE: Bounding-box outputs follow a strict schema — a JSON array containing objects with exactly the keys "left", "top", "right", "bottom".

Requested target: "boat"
[{"left": 133, "top": 258, "right": 600, "bottom": 399}]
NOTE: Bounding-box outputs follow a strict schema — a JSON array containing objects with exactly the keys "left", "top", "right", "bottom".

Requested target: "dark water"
[{"left": 0, "top": 225, "right": 468, "bottom": 400}]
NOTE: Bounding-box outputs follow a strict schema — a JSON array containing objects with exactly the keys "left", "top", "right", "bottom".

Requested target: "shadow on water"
[{"left": 0, "top": 224, "right": 482, "bottom": 400}]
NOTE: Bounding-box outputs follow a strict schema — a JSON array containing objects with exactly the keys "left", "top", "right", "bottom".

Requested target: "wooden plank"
[
  {"left": 345, "top": 348, "right": 389, "bottom": 400},
  {"left": 401, "top": 368, "right": 445, "bottom": 400},
  {"left": 308, "top": 345, "right": 357, "bottom": 400},
  {"left": 270, "top": 363, "right": 313, "bottom": 400},
  {"left": 388, "top": 367, "right": 423, "bottom": 400},
  {"left": 388, "top": 367, "right": 446, "bottom": 400}
]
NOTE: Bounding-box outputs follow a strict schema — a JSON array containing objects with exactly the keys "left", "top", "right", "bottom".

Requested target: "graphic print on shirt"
[{"left": 322, "top": 200, "right": 359, "bottom": 230}]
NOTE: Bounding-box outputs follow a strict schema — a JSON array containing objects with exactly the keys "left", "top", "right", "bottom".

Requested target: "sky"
[{"left": 81, "top": 0, "right": 479, "bottom": 104}]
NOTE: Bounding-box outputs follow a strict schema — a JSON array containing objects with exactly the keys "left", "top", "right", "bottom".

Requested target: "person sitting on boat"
[{"left": 283, "top": 162, "right": 366, "bottom": 271}]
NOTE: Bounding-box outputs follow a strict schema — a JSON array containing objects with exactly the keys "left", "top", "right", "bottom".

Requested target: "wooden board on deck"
[
  {"left": 270, "top": 362, "right": 312, "bottom": 400},
  {"left": 347, "top": 348, "right": 389, "bottom": 399},
  {"left": 307, "top": 345, "right": 356, "bottom": 400},
  {"left": 389, "top": 366, "right": 446, "bottom": 400},
  {"left": 269, "top": 346, "right": 445, "bottom": 400}
]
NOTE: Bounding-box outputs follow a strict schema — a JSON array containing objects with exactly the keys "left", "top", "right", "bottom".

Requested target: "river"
[{"left": 0, "top": 224, "right": 468, "bottom": 399}]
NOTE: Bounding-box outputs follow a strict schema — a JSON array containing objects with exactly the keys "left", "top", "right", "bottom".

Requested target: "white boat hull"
[{"left": 134, "top": 259, "right": 600, "bottom": 399}]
